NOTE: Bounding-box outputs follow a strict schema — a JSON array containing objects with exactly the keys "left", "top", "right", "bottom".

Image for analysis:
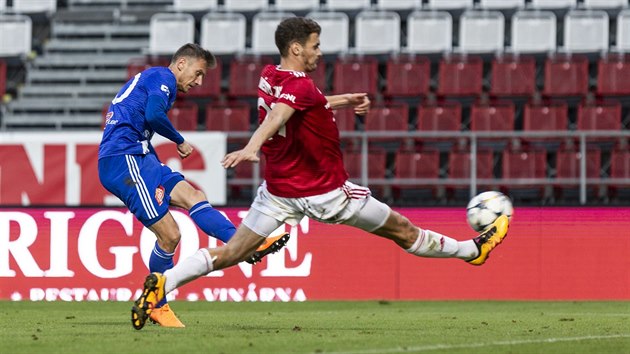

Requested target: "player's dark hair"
[
  {"left": 275, "top": 17, "right": 321, "bottom": 57},
  {"left": 171, "top": 43, "right": 216, "bottom": 68}
]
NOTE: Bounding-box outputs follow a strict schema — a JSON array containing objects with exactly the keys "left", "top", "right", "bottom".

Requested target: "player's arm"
[
  {"left": 325, "top": 93, "right": 371, "bottom": 116},
  {"left": 145, "top": 95, "right": 192, "bottom": 159},
  {"left": 222, "top": 103, "right": 295, "bottom": 168}
]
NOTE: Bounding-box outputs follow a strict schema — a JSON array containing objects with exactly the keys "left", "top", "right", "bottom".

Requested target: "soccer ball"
[{"left": 466, "top": 191, "right": 513, "bottom": 232}]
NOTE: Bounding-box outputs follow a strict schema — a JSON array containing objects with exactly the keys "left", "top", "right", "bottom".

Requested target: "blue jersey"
[{"left": 99, "top": 67, "right": 182, "bottom": 159}]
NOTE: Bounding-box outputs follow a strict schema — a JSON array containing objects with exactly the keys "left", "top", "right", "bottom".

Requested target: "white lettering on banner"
[
  {"left": 261, "top": 216, "right": 312, "bottom": 277},
  {"left": 0, "top": 212, "right": 45, "bottom": 277},
  {"left": 78, "top": 210, "right": 138, "bottom": 278},
  {"left": 45, "top": 212, "right": 75, "bottom": 277},
  {"left": 29, "top": 287, "right": 141, "bottom": 301}
]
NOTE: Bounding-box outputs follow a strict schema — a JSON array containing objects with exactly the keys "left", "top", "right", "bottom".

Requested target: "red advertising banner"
[
  {"left": 1, "top": 207, "right": 628, "bottom": 301},
  {"left": 0, "top": 132, "right": 227, "bottom": 206}
]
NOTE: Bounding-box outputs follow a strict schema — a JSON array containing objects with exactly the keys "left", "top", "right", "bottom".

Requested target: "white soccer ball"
[{"left": 466, "top": 191, "right": 513, "bottom": 232}]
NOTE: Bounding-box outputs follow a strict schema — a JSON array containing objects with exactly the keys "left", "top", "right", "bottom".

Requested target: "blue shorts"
[{"left": 98, "top": 154, "right": 184, "bottom": 227}]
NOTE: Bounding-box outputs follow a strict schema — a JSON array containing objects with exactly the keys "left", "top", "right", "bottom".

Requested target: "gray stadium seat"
[
  {"left": 375, "top": 0, "right": 421, "bottom": 10},
  {"left": 479, "top": 0, "right": 525, "bottom": 9},
  {"left": 274, "top": 0, "right": 320, "bottom": 11},
  {"left": 306, "top": 11, "right": 350, "bottom": 54},
  {"left": 458, "top": 10, "right": 505, "bottom": 53},
  {"left": 425, "top": 0, "right": 473, "bottom": 10},
  {"left": 405, "top": 10, "right": 452, "bottom": 53},
  {"left": 173, "top": 0, "right": 218, "bottom": 11},
  {"left": 618, "top": 9, "right": 630, "bottom": 51},
  {"left": 223, "top": 0, "right": 269, "bottom": 11},
  {"left": 0, "top": 14, "right": 32, "bottom": 56},
  {"left": 252, "top": 11, "right": 295, "bottom": 54},
  {"left": 200, "top": 12, "right": 246, "bottom": 55},
  {"left": 511, "top": 10, "right": 557, "bottom": 53},
  {"left": 325, "top": 0, "right": 371, "bottom": 10},
  {"left": 12, "top": 0, "right": 57, "bottom": 12},
  {"left": 149, "top": 13, "right": 195, "bottom": 55},
  {"left": 0, "top": 0, "right": 5, "bottom": 12},
  {"left": 563, "top": 10, "right": 609, "bottom": 53},
  {"left": 529, "top": 0, "right": 577, "bottom": 9},
  {"left": 354, "top": 10, "right": 401, "bottom": 54},
  {"left": 583, "top": 0, "right": 628, "bottom": 9}
]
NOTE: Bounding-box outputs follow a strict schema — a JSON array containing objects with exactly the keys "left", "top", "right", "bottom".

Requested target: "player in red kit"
[{"left": 130, "top": 17, "right": 510, "bottom": 329}]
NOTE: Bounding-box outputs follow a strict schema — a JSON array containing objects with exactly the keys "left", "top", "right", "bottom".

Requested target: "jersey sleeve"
[
  {"left": 145, "top": 71, "right": 175, "bottom": 108},
  {"left": 277, "top": 76, "right": 316, "bottom": 111}
]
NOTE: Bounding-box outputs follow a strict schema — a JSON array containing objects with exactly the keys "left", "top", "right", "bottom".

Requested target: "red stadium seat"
[
  {"left": 228, "top": 55, "right": 274, "bottom": 98},
  {"left": 333, "top": 55, "right": 379, "bottom": 97},
  {"left": 364, "top": 103, "right": 409, "bottom": 132},
  {"left": 555, "top": 148, "right": 601, "bottom": 201},
  {"left": 596, "top": 53, "right": 630, "bottom": 96},
  {"left": 577, "top": 100, "right": 622, "bottom": 131},
  {"left": 416, "top": 101, "right": 462, "bottom": 150},
  {"left": 446, "top": 149, "right": 495, "bottom": 201},
  {"left": 501, "top": 149, "right": 548, "bottom": 201},
  {"left": 126, "top": 56, "right": 170, "bottom": 79},
  {"left": 384, "top": 55, "right": 431, "bottom": 98},
  {"left": 343, "top": 148, "right": 387, "bottom": 181},
  {"left": 168, "top": 101, "right": 199, "bottom": 131},
  {"left": 543, "top": 54, "right": 589, "bottom": 97},
  {"left": 490, "top": 54, "right": 537, "bottom": 97},
  {"left": 205, "top": 101, "right": 251, "bottom": 132},
  {"left": 333, "top": 107, "right": 357, "bottom": 132},
  {"left": 609, "top": 149, "right": 630, "bottom": 200},
  {"left": 392, "top": 149, "right": 441, "bottom": 201},
  {"left": 0, "top": 60, "right": 6, "bottom": 97},
  {"left": 437, "top": 54, "right": 483, "bottom": 97},
  {"left": 470, "top": 101, "right": 515, "bottom": 131},
  {"left": 522, "top": 101, "right": 569, "bottom": 148},
  {"left": 180, "top": 57, "right": 222, "bottom": 98}
]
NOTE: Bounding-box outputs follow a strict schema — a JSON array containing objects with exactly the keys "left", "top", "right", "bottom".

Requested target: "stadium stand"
[
  {"left": 252, "top": 11, "right": 296, "bottom": 54},
  {"left": 416, "top": 100, "right": 462, "bottom": 150},
  {"left": 596, "top": 53, "right": 630, "bottom": 96},
  {"left": 501, "top": 148, "right": 548, "bottom": 202},
  {"left": 563, "top": 10, "right": 609, "bottom": 53},
  {"left": 489, "top": 54, "right": 537, "bottom": 97},
  {"left": 510, "top": 10, "right": 557, "bottom": 53},
  {"left": 447, "top": 149, "right": 495, "bottom": 201},
  {"left": 168, "top": 101, "right": 199, "bottom": 131},
  {"left": 469, "top": 100, "right": 516, "bottom": 150},
  {"left": 332, "top": 55, "right": 379, "bottom": 97},
  {"left": 200, "top": 12, "right": 247, "bottom": 55},
  {"left": 228, "top": 55, "right": 274, "bottom": 98},
  {"left": 392, "top": 148, "right": 441, "bottom": 203},
  {"left": 354, "top": 10, "right": 401, "bottom": 54},
  {"left": 426, "top": 0, "right": 473, "bottom": 10},
  {"left": 530, "top": 0, "right": 577, "bottom": 9},
  {"left": 343, "top": 147, "right": 387, "bottom": 198},
  {"left": 458, "top": 10, "right": 505, "bottom": 53},
  {"left": 543, "top": 54, "right": 590, "bottom": 97},
  {"left": 13, "top": 0, "right": 57, "bottom": 13},
  {"left": 223, "top": 0, "right": 269, "bottom": 12},
  {"left": 325, "top": 0, "right": 372, "bottom": 10},
  {"left": 173, "top": 0, "right": 218, "bottom": 12},
  {"left": 0, "top": 14, "right": 32, "bottom": 57},
  {"left": 306, "top": 11, "right": 350, "bottom": 54},
  {"left": 554, "top": 148, "right": 602, "bottom": 202},
  {"left": 479, "top": 0, "right": 525, "bottom": 9},
  {"left": 274, "top": 0, "right": 320, "bottom": 11},
  {"left": 375, "top": 0, "right": 421, "bottom": 10},
  {"left": 405, "top": 10, "right": 452, "bottom": 53},
  {"left": 437, "top": 54, "right": 483, "bottom": 97},
  {"left": 618, "top": 9, "right": 630, "bottom": 51},
  {"left": 149, "top": 13, "right": 195, "bottom": 55},
  {"left": 522, "top": 100, "right": 570, "bottom": 148},
  {"left": 384, "top": 54, "right": 431, "bottom": 98}
]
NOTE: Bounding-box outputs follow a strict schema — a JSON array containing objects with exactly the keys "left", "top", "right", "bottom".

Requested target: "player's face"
[
  {"left": 175, "top": 57, "right": 207, "bottom": 93},
  {"left": 300, "top": 33, "right": 322, "bottom": 73}
]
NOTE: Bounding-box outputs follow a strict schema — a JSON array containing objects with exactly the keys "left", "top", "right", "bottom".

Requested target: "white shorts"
[{"left": 242, "top": 180, "right": 391, "bottom": 237}]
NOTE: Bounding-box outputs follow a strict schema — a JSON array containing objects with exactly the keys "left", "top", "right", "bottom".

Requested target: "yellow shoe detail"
[
  {"left": 467, "top": 215, "right": 509, "bottom": 266},
  {"left": 149, "top": 304, "right": 185, "bottom": 328},
  {"left": 130, "top": 272, "right": 167, "bottom": 330}
]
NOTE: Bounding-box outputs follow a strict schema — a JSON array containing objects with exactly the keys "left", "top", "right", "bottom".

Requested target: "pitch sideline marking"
[{"left": 325, "top": 334, "right": 630, "bottom": 354}]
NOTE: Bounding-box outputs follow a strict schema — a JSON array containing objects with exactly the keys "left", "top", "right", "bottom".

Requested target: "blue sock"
[
  {"left": 149, "top": 242, "right": 174, "bottom": 308},
  {"left": 189, "top": 201, "right": 236, "bottom": 243}
]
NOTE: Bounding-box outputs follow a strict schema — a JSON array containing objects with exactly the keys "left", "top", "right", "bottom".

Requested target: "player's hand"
[
  {"left": 222, "top": 148, "right": 260, "bottom": 168},
  {"left": 347, "top": 93, "right": 370, "bottom": 116},
  {"left": 177, "top": 141, "right": 193, "bottom": 159}
]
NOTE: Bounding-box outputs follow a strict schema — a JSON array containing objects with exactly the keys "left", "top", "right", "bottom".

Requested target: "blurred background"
[{"left": 1, "top": 0, "right": 630, "bottom": 208}]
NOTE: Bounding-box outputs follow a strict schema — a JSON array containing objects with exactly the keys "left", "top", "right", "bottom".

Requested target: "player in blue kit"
[{"left": 98, "top": 43, "right": 289, "bottom": 328}]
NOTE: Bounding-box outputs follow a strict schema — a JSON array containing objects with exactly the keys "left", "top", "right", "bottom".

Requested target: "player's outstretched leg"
[
  {"left": 131, "top": 273, "right": 167, "bottom": 330},
  {"left": 246, "top": 232, "right": 291, "bottom": 264},
  {"left": 467, "top": 215, "right": 509, "bottom": 266}
]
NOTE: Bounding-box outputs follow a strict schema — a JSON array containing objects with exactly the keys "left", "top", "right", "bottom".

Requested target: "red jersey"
[{"left": 257, "top": 65, "right": 348, "bottom": 197}]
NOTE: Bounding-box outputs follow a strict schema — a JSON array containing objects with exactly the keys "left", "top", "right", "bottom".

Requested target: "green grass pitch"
[{"left": 1, "top": 301, "right": 629, "bottom": 353}]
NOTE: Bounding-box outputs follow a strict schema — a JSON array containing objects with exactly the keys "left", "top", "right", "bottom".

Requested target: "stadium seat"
[
  {"left": 149, "top": 13, "right": 195, "bottom": 55},
  {"left": 181, "top": 57, "right": 222, "bottom": 99},
  {"left": 332, "top": 55, "right": 379, "bottom": 97},
  {"left": 563, "top": 10, "right": 609, "bottom": 53},
  {"left": 437, "top": 54, "right": 483, "bottom": 97},
  {"left": 529, "top": 0, "right": 577, "bottom": 9},
  {"left": 522, "top": 101, "right": 569, "bottom": 148},
  {"left": 583, "top": 0, "right": 628, "bottom": 9},
  {"left": 173, "top": 0, "right": 217, "bottom": 11},
  {"left": 470, "top": 101, "right": 516, "bottom": 150},
  {"left": 384, "top": 54, "right": 431, "bottom": 98},
  {"left": 543, "top": 54, "right": 589, "bottom": 97},
  {"left": 375, "top": 0, "right": 420, "bottom": 10},
  {"left": 392, "top": 149, "right": 441, "bottom": 202},
  {"left": 479, "top": 0, "right": 525, "bottom": 9},
  {"left": 306, "top": 11, "right": 350, "bottom": 54},
  {"left": 0, "top": 60, "right": 6, "bottom": 97},
  {"left": 354, "top": 10, "right": 401, "bottom": 54},
  {"left": 489, "top": 54, "right": 537, "bottom": 97},
  {"left": 405, "top": 10, "right": 453, "bottom": 53},
  {"left": 168, "top": 102, "right": 199, "bottom": 131},
  {"left": 554, "top": 148, "right": 601, "bottom": 202},
  {"left": 510, "top": 10, "right": 557, "bottom": 53},
  {"left": 577, "top": 100, "right": 622, "bottom": 131},
  {"left": 0, "top": 0, "right": 5, "bottom": 12},
  {"left": 200, "top": 12, "right": 247, "bottom": 55},
  {"left": 12, "top": 0, "right": 56, "bottom": 12},
  {"left": 223, "top": 0, "right": 268, "bottom": 11},
  {"left": 325, "top": 0, "right": 371, "bottom": 10},
  {"left": 228, "top": 55, "right": 275, "bottom": 98},
  {"left": 126, "top": 56, "right": 170, "bottom": 79},
  {"left": 617, "top": 10, "right": 630, "bottom": 52},
  {"left": 416, "top": 101, "right": 462, "bottom": 150},
  {"left": 608, "top": 149, "right": 630, "bottom": 201},
  {"left": 205, "top": 101, "right": 251, "bottom": 132},
  {"left": 274, "top": 0, "right": 320, "bottom": 11},
  {"left": 501, "top": 149, "right": 548, "bottom": 201},
  {"left": 343, "top": 148, "right": 387, "bottom": 192},
  {"left": 364, "top": 103, "right": 410, "bottom": 151},
  {"left": 425, "top": 0, "right": 473, "bottom": 9},
  {"left": 447, "top": 149, "right": 495, "bottom": 201},
  {"left": 458, "top": 10, "right": 505, "bottom": 53},
  {"left": 252, "top": 11, "right": 296, "bottom": 55},
  {"left": 0, "top": 14, "right": 32, "bottom": 56},
  {"left": 333, "top": 107, "right": 358, "bottom": 132},
  {"left": 596, "top": 53, "right": 630, "bottom": 96}
]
